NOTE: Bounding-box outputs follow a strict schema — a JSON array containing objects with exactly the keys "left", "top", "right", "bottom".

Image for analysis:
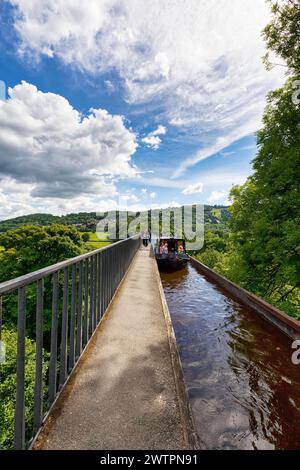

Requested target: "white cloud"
[
  {"left": 140, "top": 188, "right": 156, "bottom": 199},
  {"left": 10, "top": 0, "right": 284, "bottom": 174},
  {"left": 152, "top": 125, "right": 167, "bottom": 136},
  {"left": 133, "top": 165, "right": 249, "bottom": 192},
  {"left": 125, "top": 200, "right": 181, "bottom": 212},
  {"left": 200, "top": 169, "right": 249, "bottom": 189},
  {"left": 120, "top": 193, "right": 139, "bottom": 202},
  {"left": 207, "top": 190, "right": 229, "bottom": 204},
  {"left": 0, "top": 177, "right": 120, "bottom": 220},
  {"left": 104, "top": 80, "right": 116, "bottom": 93},
  {"left": 0, "top": 81, "right": 137, "bottom": 200},
  {"left": 141, "top": 125, "right": 167, "bottom": 150},
  {"left": 141, "top": 135, "right": 161, "bottom": 150},
  {"left": 107, "top": 199, "right": 181, "bottom": 214},
  {"left": 182, "top": 182, "right": 203, "bottom": 195},
  {"left": 172, "top": 111, "right": 264, "bottom": 177},
  {"left": 0, "top": 177, "right": 176, "bottom": 220},
  {"left": 134, "top": 175, "right": 187, "bottom": 189}
]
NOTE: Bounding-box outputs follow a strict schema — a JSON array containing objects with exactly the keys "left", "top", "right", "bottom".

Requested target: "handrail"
[
  {"left": 0, "top": 235, "right": 141, "bottom": 450},
  {"left": 0, "top": 235, "right": 140, "bottom": 295}
]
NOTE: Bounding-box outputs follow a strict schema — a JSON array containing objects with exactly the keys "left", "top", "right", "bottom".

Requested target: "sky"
[{"left": 0, "top": 0, "right": 284, "bottom": 220}]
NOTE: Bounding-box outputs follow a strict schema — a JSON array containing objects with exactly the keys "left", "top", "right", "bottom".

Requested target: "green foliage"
[
  {"left": 83, "top": 241, "right": 111, "bottom": 252},
  {"left": 263, "top": 0, "right": 300, "bottom": 74},
  {"left": 81, "top": 233, "right": 89, "bottom": 243},
  {"left": 203, "top": 229, "right": 228, "bottom": 252},
  {"left": 87, "top": 231, "right": 109, "bottom": 241},
  {"left": 82, "top": 231, "right": 111, "bottom": 252},
  {"left": 196, "top": 83, "right": 300, "bottom": 318},
  {"left": 0, "top": 224, "right": 83, "bottom": 282},
  {"left": 0, "top": 206, "right": 231, "bottom": 233},
  {"left": 228, "top": 78, "right": 300, "bottom": 315},
  {"left": 194, "top": 6, "right": 300, "bottom": 318},
  {"left": 0, "top": 212, "right": 99, "bottom": 232},
  {"left": 196, "top": 248, "right": 224, "bottom": 270},
  {"left": 0, "top": 225, "right": 84, "bottom": 340},
  {"left": 0, "top": 213, "right": 63, "bottom": 232},
  {"left": 194, "top": 5, "right": 300, "bottom": 319},
  {"left": 0, "top": 328, "right": 49, "bottom": 450}
]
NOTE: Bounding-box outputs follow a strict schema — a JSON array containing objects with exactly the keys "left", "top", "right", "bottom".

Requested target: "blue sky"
[{"left": 0, "top": 0, "right": 284, "bottom": 219}]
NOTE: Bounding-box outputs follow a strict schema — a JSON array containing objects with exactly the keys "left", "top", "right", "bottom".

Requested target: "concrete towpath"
[{"left": 33, "top": 247, "right": 190, "bottom": 450}]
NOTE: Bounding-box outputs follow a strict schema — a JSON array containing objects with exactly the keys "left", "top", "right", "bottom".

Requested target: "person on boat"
[
  {"left": 178, "top": 243, "right": 184, "bottom": 254},
  {"left": 159, "top": 241, "right": 167, "bottom": 254}
]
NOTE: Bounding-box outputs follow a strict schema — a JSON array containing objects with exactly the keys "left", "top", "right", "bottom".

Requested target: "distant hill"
[
  {"left": 0, "top": 212, "right": 99, "bottom": 232},
  {"left": 0, "top": 206, "right": 230, "bottom": 232},
  {"left": 204, "top": 205, "right": 230, "bottom": 225}
]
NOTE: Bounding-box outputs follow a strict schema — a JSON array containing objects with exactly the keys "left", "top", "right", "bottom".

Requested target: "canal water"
[{"left": 160, "top": 263, "right": 300, "bottom": 450}]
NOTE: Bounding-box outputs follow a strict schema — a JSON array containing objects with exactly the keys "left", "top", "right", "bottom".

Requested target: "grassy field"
[
  {"left": 83, "top": 231, "right": 111, "bottom": 251},
  {"left": 0, "top": 233, "right": 111, "bottom": 257},
  {"left": 211, "top": 208, "right": 221, "bottom": 218},
  {"left": 87, "top": 231, "right": 110, "bottom": 241}
]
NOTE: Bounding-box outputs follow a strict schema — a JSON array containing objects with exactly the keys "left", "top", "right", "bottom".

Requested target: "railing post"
[
  {"left": 48, "top": 272, "right": 59, "bottom": 407},
  {"left": 83, "top": 258, "right": 89, "bottom": 346},
  {"left": 76, "top": 260, "right": 83, "bottom": 359},
  {"left": 69, "top": 264, "right": 77, "bottom": 371},
  {"left": 33, "top": 279, "right": 44, "bottom": 433},
  {"left": 100, "top": 252, "right": 104, "bottom": 318},
  {"left": 109, "top": 249, "right": 113, "bottom": 303},
  {"left": 93, "top": 255, "right": 97, "bottom": 329},
  {"left": 89, "top": 256, "right": 94, "bottom": 336},
  {"left": 14, "top": 287, "right": 26, "bottom": 450},
  {"left": 97, "top": 254, "right": 101, "bottom": 323},
  {"left": 59, "top": 267, "right": 69, "bottom": 388}
]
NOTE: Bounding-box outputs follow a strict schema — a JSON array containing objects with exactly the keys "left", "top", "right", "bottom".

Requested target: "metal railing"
[{"left": 0, "top": 235, "right": 141, "bottom": 449}]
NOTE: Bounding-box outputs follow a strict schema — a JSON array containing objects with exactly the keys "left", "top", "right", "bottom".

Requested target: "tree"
[
  {"left": 263, "top": 0, "right": 300, "bottom": 74},
  {"left": 230, "top": 79, "right": 300, "bottom": 313},
  {"left": 0, "top": 225, "right": 84, "bottom": 340},
  {"left": 209, "top": 1, "right": 300, "bottom": 318},
  {"left": 0, "top": 224, "right": 83, "bottom": 280},
  {"left": 81, "top": 232, "right": 89, "bottom": 243},
  {"left": 0, "top": 328, "right": 49, "bottom": 450}
]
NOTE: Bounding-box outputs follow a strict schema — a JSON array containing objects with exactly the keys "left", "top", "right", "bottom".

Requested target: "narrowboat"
[{"left": 154, "top": 237, "right": 189, "bottom": 270}]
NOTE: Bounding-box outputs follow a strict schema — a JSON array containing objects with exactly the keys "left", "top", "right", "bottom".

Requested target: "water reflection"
[{"left": 161, "top": 264, "right": 300, "bottom": 450}]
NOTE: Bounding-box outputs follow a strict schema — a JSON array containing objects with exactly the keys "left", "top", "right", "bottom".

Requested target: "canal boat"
[{"left": 154, "top": 237, "right": 189, "bottom": 270}]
